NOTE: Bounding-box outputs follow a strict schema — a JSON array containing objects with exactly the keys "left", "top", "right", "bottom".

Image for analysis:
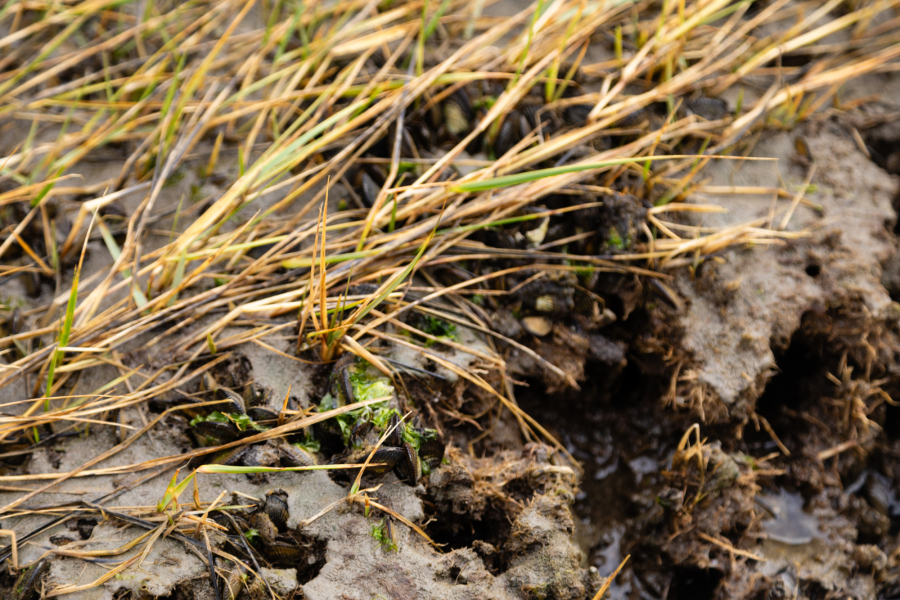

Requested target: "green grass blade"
[
  {"left": 48, "top": 220, "right": 59, "bottom": 273},
  {"left": 98, "top": 219, "right": 148, "bottom": 307},
  {"left": 350, "top": 224, "right": 436, "bottom": 326},
  {"left": 45, "top": 263, "right": 80, "bottom": 407},
  {"left": 0, "top": 0, "right": 17, "bottom": 23},
  {"left": 168, "top": 248, "right": 187, "bottom": 306},
  {"left": 423, "top": 0, "right": 451, "bottom": 40},
  {"left": 31, "top": 178, "right": 59, "bottom": 208},
  {"left": 437, "top": 202, "right": 600, "bottom": 235},
  {"left": 451, "top": 156, "right": 707, "bottom": 193},
  {"left": 388, "top": 196, "right": 397, "bottom": 233},
  {"left": 513, "top": 0, "right": 544, "bottom": 86},
  {"left": 282, "top": 250, "right": 374, "bottom": 269},
  {"left": 157, "top": 469, "right": 196, "bottom": 512}
]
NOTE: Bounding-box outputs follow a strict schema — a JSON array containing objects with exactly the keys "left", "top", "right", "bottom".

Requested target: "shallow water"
[
  {"left": 517, "top": 370, "right": 675, "bottom": 600},
  {"left": 756, "top": 490, "right": 824, "bottom": 546}
]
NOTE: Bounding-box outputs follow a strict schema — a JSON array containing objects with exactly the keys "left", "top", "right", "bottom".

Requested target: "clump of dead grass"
[{"left": 0, "top": 0, "right": 898, "bottom": 594}]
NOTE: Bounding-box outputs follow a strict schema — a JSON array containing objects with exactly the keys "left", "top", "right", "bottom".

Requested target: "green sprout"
[
  {"left": 189, "top": 411, "right": 268, "bottom": 432},
  {"left": 293, "top": 437, "right": 321, "bottom": 454},
  {"left": 574, "top": 264, "right": 595, "bottom": 279},
  {"left": 349, "top": 369, "right": 394, "bottom": 403},
  {"left": 163, "top": 169, "right": 185, "bottom": 188},
  {"left": 372, "top": 407, "right": 438, "bottom": 455},
  {"left": 318, "top": 361, "right": 394, "bottom": 445},
  {"left": 420, "top": 316, "right": 457, "bottom": 347},
  {"left": 606, "top": 227, "right": 626, "bottom": 251},
  {"left": 371, "top": 518, "right": 397, "bottom": 552}
]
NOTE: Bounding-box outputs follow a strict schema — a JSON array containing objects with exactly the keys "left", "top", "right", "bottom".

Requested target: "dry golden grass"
[{"left": 0, "top": 0, "right": 898, "bottom": 594}]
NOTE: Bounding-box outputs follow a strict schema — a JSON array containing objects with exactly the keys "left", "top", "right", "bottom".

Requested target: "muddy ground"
[
  {"left": 3, "top": 3, "right": 900, "bottom": 600},
  {"left": 514, "top": 106, "right": 900, "bottom": 597},
  {"left": 2, "top": 111, "right": 899, "bottom": 600}
]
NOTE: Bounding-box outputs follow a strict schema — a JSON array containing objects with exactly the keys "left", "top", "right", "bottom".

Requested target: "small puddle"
[
  {"left": 755, "top": 490, "right": 823, "bottom": 545},
  {"left": 755, "top": 490, "right": 841, "bottom": 590}
]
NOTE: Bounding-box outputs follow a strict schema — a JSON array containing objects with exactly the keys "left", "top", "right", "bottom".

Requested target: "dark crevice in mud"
[
  {"left": 288, "top": 533, "right": 328, "bottom": 584},
  {"left": 150, "top": 586, "right": 193, "bottom": 600},
  {"left": 752, "top": 324, "right": 827, "bottom": 440},
  {"left": 748, "top": 305, "right": 900, "bottom": 557},
  {"left": 752, "top": 305, "right": 895, "bottom": 465},
  {"left": 770, "top": 51, "right": 815, "bottom": 70},
  {"left": 0, "top": 571, "right": 20, "bottom": 600},
  {"left": 893, "top": 189, "right": 900, "bottom": 238},
  {"left": 726, "top": 306, "right": 900, "bottom": 595},
  {"left": 514, "top": 342, "right": 693, "bottom": 599},
  {"left": 72, "top": 517, "right": 98, "bottom": 541},
  {"left": 884, "top": 402, "right": 900, "bottom": 441},
  {"left": 668, "top": 566, "right": 724, "bottom": 600},
  {"left": 859, "top": 128, "right": 900, "bottom": 237},
  {"left": 2, "top": 558, "right": 50, "bottom": 600},
  {"left": 862, "top": 136, "right": 900, "bottom": 177},
  {"left": 423, "top": 504, "right": 512, "bottom": 567},
  {"left": 894, "top": 191, "right": 900, "bottom": 242}
]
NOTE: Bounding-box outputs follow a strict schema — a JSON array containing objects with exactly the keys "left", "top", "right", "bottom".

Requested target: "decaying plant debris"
[{"left": 1, "top": 0, "right": 900, "bottom": 598}]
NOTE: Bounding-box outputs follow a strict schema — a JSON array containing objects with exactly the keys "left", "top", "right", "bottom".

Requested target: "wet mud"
[
  {"left": 518, "top": 311, "right": 900, "bottom": 599},
  {"left": 2, "top": 1, "right": 900, "bottom": 598}
]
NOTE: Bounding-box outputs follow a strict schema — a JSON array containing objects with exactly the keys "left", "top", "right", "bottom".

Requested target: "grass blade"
[
  {"left": 45, "top": 263, "right": 80, "bottom": 407},
  {"left": 156, "top": 468, "right": 197, "bottom": 512}
]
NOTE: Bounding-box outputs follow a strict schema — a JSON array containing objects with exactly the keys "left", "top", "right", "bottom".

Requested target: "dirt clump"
[
  {"left": 298, "top": 443, "right": 590, "bottom": 600},
  {"left": 425, "top": 444, "right": 578, "bottom": 552},
  {"left": 503, "top": 494, "right": 589, "bottom": 600},
  {"left": 662, "top": 119, "right": 899, "bottom": 425}
]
